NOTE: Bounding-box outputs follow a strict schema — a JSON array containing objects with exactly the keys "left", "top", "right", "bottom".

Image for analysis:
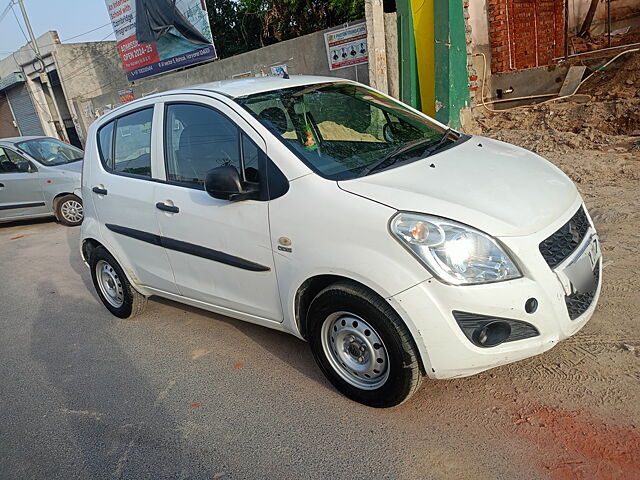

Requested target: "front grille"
[
  {"left": 565, "top": 260, "right": 600, "bottom": 320},
  {"left": 539, "top": 207, "right": 590, "bottom": 268},
  {"left": 453, "top": 311, "right": 540, "bottom": 344}
]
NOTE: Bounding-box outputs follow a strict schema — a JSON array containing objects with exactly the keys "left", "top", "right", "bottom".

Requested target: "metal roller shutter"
[
  {"left": 0, "top": 93, "right": 20, "bottom": 137},
  {"left": 6, "top": 83, "right": 44, "bottom": 136}
]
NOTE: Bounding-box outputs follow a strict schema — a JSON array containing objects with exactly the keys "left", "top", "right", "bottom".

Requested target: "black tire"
[
  {"left": 308, "top": 281, "right": 422, "bottom": 408},
  {"left": 89, "top": 246, "right": 147, "bottom": 319},
  {"left": 55, "top": 194, "right": 83, "bottom": 226}
]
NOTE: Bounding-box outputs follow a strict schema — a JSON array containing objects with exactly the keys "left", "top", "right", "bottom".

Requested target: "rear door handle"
[
  {"left": 156, "top": 202, "right": 179, "bottom": 213},
  {"left": 92, "top": 186, "right": 108, "bottom": 195},
  {"left": 0, "top": 183, "right": 4, "bottom": 189}
]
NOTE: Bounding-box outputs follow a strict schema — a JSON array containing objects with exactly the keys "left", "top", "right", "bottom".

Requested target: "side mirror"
[
  {"left": 204, "top": 165, "right": 259, "bottom": 201},
  {"left": 17, "top": 161, "right": 33, "bottom": 173}
]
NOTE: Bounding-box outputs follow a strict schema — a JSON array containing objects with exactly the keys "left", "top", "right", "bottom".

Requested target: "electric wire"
[
  {"left": 10, "top": 3, "right": 36, "bottom": 56},
  {"left": 61, "top": 22, "right": 112, "bottom": 43},
  {"left": 0, "top": 0, "right": 14, "bottom": 25},
  {"left": 473, "top": 48, "right": 640, "bottom": 113}
]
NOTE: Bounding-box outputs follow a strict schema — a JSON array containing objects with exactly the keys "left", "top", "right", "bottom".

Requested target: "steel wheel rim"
[
  {"left": 95, "top": 260, "right": 124, "bottom": 308},
  {"left": 320, "top": 311, "right": 390, "bottom": 390},
  {"left": 61, "top": 199, "right": 83, "bottom": 223}
]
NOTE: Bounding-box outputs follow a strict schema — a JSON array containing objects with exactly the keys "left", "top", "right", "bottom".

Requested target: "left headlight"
[{"left": 390, "top": 212, "right": 521, "bottom": 285}]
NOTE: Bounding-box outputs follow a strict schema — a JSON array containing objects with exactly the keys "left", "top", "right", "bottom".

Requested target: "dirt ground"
[{"left": 446, "top": 51, "right": 640, "bottom": 479}]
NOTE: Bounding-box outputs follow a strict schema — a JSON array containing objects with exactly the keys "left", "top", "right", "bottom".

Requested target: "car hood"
[
  {"left": 50, "top": 160, "right": 83, "bottom": 174},
  {"left": 338, "top": 136, "right": 578, "bottom": 237}
]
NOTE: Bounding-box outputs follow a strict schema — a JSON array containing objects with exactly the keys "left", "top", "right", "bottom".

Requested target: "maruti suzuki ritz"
[{"left": 80, "top": 76, "right": 602, "bottom": 407}]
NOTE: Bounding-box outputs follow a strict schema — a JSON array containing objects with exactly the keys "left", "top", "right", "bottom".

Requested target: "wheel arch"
[
  {"left": 52, "top": 191, "right": 80, "bottom": 206},
  {"left": 81, "top": 237, "right": 103, "bottom": 265},
  {"left": 52, "top": 192, "right": 81, "bottom": 219},
  {"left": 81, "top": 237, "right": 149, "bottom": 297},
  {"left": 294, "top": 274, "right": 427, "bottom": 374}
]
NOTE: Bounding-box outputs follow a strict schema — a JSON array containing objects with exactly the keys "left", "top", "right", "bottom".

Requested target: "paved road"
[{"left": 1, "top": 218, "right": 634, "bottom": 479}]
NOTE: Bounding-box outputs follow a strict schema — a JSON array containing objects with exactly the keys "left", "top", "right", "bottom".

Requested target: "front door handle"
[
  {"left": 92, "top": 186, "right": 108, "bottom": 195},
  {"left": 156, "top": 202, "right": 179, "bottom": 213},
  {"left": 0, "top": 183, "right": 4, "bottom": 189}
]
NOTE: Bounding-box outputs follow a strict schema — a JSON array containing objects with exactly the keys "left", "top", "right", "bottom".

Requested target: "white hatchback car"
[{"left": 80, "top": 76, "right": 602, "bottom": 407}]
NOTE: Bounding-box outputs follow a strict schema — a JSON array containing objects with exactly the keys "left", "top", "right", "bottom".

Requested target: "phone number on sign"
[{"left": 123, "top": 44, "right": 154, "bottom": 61}]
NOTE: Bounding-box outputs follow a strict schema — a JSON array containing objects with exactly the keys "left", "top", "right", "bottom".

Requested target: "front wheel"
[
  {"left": 308, "top": 282, "right": 422, "bottom": 408},
  {"left": 56, "top": 194, "right": 83, "bottom": 226}
]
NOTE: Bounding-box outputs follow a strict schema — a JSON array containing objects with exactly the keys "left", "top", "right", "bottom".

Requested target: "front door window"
[
  {"left": 164, "top": 103, "right": 258, "bottom": 186},
  {"left": 0, "top": 147, "right": 31, "bottom": 173}
]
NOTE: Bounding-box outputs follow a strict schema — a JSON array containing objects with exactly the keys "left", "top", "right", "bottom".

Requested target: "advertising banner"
[
  {"left": 105, "top": 0, "right": 217, "bottom": 81},
  {"left": 118, "top": 88, "right": 135, "bottom": 103},
  {"left": 324, "top": 22, "right": 368, "bottom": 71}
]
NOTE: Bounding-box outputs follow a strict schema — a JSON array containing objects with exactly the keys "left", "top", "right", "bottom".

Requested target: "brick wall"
[{"left": 487, "top": 0, "right": 565, "bottom": 73}]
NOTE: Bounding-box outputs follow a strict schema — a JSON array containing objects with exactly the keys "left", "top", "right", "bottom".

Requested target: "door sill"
[
  {"left": 1, "top": 213, "right": 53, "bottom": 223},
  {"left": 143, "top": 286, "right": 287, "bottom": 330}
]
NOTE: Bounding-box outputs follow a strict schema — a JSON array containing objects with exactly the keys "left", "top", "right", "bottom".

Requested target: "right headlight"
[{"left": 390, "top": 212, "right": 521, "bottom": 285}]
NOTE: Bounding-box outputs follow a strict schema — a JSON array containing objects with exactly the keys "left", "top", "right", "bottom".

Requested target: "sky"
[{"left": 0, "top": 0, "right": 113, "bottom": 60}]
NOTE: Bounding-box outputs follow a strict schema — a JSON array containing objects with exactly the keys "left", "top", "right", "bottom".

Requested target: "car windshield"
[
  {"left": 17, "top": 138, "right": 83, "bottom": 166},
  {"left": 236, "top": 83, "right": 457, "bottom": 180}
]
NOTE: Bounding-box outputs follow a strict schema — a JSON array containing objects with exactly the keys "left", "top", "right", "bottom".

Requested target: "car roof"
[
  {"left": 98, "top": 75, "right": 356, "bottom": 121},
  {"left": 0, "top": 136, "right": 49, "bottom": 145},
  {"left": 184, "top": 75, "right": 352, "bottom": 98}
]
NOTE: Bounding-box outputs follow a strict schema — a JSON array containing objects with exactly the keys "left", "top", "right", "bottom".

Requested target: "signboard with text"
[
  {"left": 105, "top": 0, "right": 217, "bottom": 81},
  {"left": 324, "top": 22, "right": 368, "bottom": 70}
]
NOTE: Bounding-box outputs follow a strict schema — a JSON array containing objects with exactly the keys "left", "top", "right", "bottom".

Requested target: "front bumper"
[{"left": 388, "top": 201, "right": 602, "bottom": 379}]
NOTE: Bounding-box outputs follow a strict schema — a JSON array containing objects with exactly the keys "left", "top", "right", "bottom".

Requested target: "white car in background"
[
  {"left": 80, "top": 76, "right": 602, "bottom": 407},
  {"left": 0, "top": 136, "right": 84, "bottom": 226}
]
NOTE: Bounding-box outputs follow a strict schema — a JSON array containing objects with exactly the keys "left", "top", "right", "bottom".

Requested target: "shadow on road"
[
  {"left": 0, "top": 217, "right": 56, "bottom": 229},
  {"left": 28, "top": 281, "right": 216, "bottom": 479},
  {"left": 64, "top": 225, "right": 95, "bottom": 294},
  {"left": 150, "top": 296, "right": 331, "bottom": 391}
]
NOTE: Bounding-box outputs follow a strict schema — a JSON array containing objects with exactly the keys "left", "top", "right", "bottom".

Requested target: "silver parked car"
[{"left": 0, "top": 136, "right": 84, "bottom": 226}]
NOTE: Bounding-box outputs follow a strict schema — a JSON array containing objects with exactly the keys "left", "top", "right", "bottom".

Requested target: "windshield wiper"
[
  {"left": 359, "top": 129, "right": 455, "bottom": 177},
  {"left": 359, "top": 137, "right": 434, "bottom": 177},
  {"left": 423, "top": 128, "right": 455, "bottom": 158}
]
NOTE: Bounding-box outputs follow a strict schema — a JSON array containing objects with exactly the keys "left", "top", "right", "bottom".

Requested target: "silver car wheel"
[
  {"left": 60, "top": 199, "right": 83, "bottom": 223},
  {"left": 320, "top": 311, "right": 390, "bottom": 390},
  {"left": 95, "top": 260, "right": 124, "bottom": 308}
]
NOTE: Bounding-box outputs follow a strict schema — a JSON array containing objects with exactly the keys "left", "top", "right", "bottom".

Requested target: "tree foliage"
[{"left": 205, "top": 0, "right": 365, "bottom": 58}]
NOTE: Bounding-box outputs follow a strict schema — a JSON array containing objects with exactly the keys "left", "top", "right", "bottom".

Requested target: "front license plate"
[
  {"left": 584, "top": 235, "right": 601, "bottom": 271},
  {"left": 563, "top": 235, "right": 600, "bottom": 294}
]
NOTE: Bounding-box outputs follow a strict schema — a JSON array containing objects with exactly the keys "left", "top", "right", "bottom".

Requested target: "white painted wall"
[{"left": 469, "top": 0, "right": 489, "bottom": 46}]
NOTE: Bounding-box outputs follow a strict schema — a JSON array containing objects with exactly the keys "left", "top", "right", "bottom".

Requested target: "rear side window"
[
  {"left": 96, "top": 108, "right": 153, "bottom": 177},
  {"left": 114, "top": 109, "right": 153, "bottom": 177},
  {"left": 97, "top": 121, "right": 114, "bottom": 168}
]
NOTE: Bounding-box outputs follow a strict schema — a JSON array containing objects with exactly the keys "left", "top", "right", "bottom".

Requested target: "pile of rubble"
[
  {"left": 570, "top": 28, "right": 640, "bottom": 55},
  {"left": 477, "top": 51, "right": 640, "bottom": 155}
]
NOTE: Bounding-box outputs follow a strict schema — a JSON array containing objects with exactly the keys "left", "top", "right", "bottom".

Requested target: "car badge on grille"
[{"left": 569, "top": 222, "right": 581, "bottom": 243}]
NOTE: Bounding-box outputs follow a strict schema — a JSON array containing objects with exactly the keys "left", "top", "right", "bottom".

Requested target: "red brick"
[{"left": 487, "top": 0, "right": 565, "bottom": 73}]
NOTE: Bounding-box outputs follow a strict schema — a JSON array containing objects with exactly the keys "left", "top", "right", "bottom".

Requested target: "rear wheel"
[
  {"left": 56, "top": 195, "right": 83, "bottom": 226},
  {"left": 308, "top": 282, "right": 422, "bottom": 407},
  {"left": 89, "top": 246, "right": 147, "bottom": 319}
]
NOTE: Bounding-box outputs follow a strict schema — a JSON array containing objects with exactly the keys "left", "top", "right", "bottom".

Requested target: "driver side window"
[
  {"left": 165, "top": 103, "right": 244, "bottom": 187},
  {"left": 0, "top": 147, "right": 31, "bottom": 173}
]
